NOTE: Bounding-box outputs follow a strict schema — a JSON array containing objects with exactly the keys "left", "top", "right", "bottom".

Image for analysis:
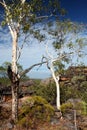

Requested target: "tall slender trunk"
[
  {"left": 55, "top": 78, "right": 60, "bottom": 110},
  {"left": 12, "top": 31, "right": 17, "bottom": 74},
  {"left": 50, "top": 62, "right": 60, "bottom": 110},
  {"left": 11, "top": 81, "right": 19, "bottom": 120},
  {"left": 11, "top": 31, "right": 19, "bottom": 122}
]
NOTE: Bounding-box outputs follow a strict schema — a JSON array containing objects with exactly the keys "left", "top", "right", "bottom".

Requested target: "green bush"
[
  {"left": 60, "top": 83, "right": 80, "bottom": 103},
  {"left": 61, "top": 102, "right": 73, "bottom": 114},
  {"left": 71, "top": 75, "right": 86, "bottom": 84},
  {"left": 61, "top": 99, "right": 87, "bottom": 116},
  {"left": 18, "top": 96, "right": 54, "bottom": 129},
  {"left": 74, "top": 101, "right": 87, "bottom": 115},
  {"left": 36, "top": 83, "right": 56, "bottom": 104},
  {"left": 60, "top": 80, "right": 87, "bottom": 104},
  {"left": 28, "top": 81, "right": 56, "bottom": 105}
]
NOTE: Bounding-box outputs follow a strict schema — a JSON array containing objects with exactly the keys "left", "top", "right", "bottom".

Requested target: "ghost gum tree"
[
  {"left": 43, "top": 21, "right": 86, "bottom": 111},
  {"left": 0, "top": 0, "right": 65, "bottom": 122}
]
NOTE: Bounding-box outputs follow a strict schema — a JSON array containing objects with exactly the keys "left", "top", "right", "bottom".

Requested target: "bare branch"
[
  {"left": 42, "top": 56, "right": 50, "bottom": 69},
  {"left": 52, "top": 52, "right": 73, "bottom": 63},
  {"left": 46, "top": 41, "right": 53, "bottom": 59},
  {"left": 0, "top": 2, "right": 4, "bottom": 7},
  {"left": 17, "top": 34, "right": 30, "bottom": 61},
  {"left": 21, "top": 0, "right": 26, "bottom": 4},
  {"left": 35, "top": 14, "right": 58, "bottom": 20},
  {"left": 0, "top": 0, "right": 16, "bottom": 38},
  {"left": 20, "top": 61, "right": 47, "bottom": 77}
]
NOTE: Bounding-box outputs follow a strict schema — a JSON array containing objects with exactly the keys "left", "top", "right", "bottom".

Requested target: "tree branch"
[
  {"left": 35, "top": 14, "right": 58, "bottom": 20},
  {"left": 42, "top": 56, "right": 50, "bottom": 69},
  {"left": 0, "top": 0, "right": 16, "bottom": 38},
  {"left": 17, "top": 34, "right": 30, "bottom": 61},
  {"left": 0, "top": 0, "right": 6, "bottom": 7},
  {"left": 20, "top": 61, "right": 47, "bottom": 77}
]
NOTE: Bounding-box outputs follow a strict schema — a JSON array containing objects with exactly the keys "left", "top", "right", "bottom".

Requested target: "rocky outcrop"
[
  {"left": 0, "top": 79, "right": 35, "bottom": 102},
  {"left": 19, "top": 79, "right": 35, "bottom": 87}
]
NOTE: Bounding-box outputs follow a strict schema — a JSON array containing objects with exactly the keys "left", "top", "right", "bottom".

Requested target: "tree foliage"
[
  {"left": 38, "top": 20, "right": 87, "bottom": 77},
  {"left": 0, "top": 0, "right": 65, "bottom": 121}
]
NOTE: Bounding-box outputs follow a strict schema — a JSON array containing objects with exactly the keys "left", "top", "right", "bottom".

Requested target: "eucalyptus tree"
[
  {"left": 43, "top": 20, "right": 86, "bottom": 111},
  {"left": 0, "top": 0, "right": 64, "bottom": 122}
]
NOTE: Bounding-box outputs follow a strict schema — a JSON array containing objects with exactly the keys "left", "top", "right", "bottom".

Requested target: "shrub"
[
  {"left": 60, "top": 83, "right": 80, "bottom": 103},
  {"left": 28, "top": 81, "right": 56, "bottom": 105},
  {"left": 18, "top": 96, "right": 54, "bottom": 129},
  {"left": 61, "top": 102, "right": 73, "bottom": 114},
  {"left": 36, "top": 83, "right": 56, "bottom": 104},
  {"left": 74, "top": 101, "right": 87, "bottom": 115},
  {"left": 61, "top": 99, "right": 87, "bottom": 116}
]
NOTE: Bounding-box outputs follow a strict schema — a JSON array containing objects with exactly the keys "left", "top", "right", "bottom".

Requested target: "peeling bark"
[{"left": 11, "top": 81, "right": 19, "bottom": 121}]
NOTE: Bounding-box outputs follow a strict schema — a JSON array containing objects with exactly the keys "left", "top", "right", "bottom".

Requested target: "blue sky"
[
  {"left": 0, "top": 0, "right": 87, "bottom": 79},
  {"left": 61, "top": 0, "right": 87, "bottom": 23}
]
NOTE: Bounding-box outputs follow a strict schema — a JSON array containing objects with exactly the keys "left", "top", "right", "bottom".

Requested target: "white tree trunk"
[
  {"left": 12, "top": 32, "right": 17, "bottom": 74},
  {"left": 11, "top": 82, "right": 19, "bottom": 120},
  {"left": 50, "top": 62, "right": 60, "bottom": 110},
  {"left": 1, "top": 0, "right": 19, "bottom": 122},
  {"left": 11, "top": 30, "right": 19, "bottom": 121},
  {"left": 55, "top": 77, "right": 60, "bottom": 110}
]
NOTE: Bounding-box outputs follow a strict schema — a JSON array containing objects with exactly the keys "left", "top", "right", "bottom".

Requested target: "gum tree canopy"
[
  {"left": 36, "top": 20, "right": 87, "bottom": 111},
  {"left": 0, "top": 0, "right": 65, "bottom": 122},
  {"left": 41, "top": 20, "right": 87, "bottom": 112}
]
